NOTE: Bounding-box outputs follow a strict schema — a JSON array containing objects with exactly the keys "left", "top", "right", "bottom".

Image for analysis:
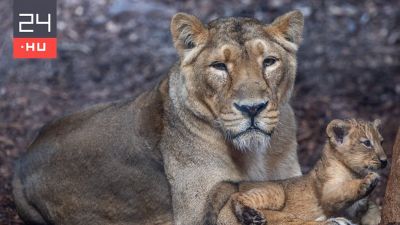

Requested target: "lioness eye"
[
  {"left": 263, "top": 57, "right": 277, "bottom": 67},
  {"left": 362, "top": 140, "right": 372, "bottom": 148},
  {"left": 210, "top": 62, "right": 227, "bottom": 71}
]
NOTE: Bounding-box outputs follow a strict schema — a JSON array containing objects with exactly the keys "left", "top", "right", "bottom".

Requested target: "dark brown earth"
[{"left": 0, "top": 0, "right": 399, "bottom": 224}]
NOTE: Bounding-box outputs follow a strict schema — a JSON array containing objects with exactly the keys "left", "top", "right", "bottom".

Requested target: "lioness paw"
[
  {"left": 240, "top": 206, "right": 266, "bottom": 225},
  {"left": 325, "top": 217, "right": 355, "bottom": 225},
  {"left": 359, "top": 172, "right": 380, "bottom": 197}
]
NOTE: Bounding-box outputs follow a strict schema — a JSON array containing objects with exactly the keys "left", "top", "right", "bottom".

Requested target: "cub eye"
[
  {"left": 263, "top": 57, "right": 277, "bottom": 67},
  {"left": 210, "top": 62, "right": 227, "bottom": 71},
  {"left": 361, "top": 140, "right": 372, "bottom": 148}
]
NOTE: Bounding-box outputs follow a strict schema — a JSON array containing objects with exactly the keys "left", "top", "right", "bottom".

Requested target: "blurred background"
[{"left": 0, "top": 0, "right": 399, "bottom": 224}]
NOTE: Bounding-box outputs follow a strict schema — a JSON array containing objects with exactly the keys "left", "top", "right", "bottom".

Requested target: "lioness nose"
[
  {"left": 380, "top": 159, "right": 387, "bottom": 169},
  {"left": 234, "top": 101, "right": 268, "bottom": 118}
]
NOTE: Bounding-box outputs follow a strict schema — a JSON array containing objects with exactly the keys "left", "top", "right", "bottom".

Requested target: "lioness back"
[{"left": 13, "top": 87, "right": 173, "bottom": 225}]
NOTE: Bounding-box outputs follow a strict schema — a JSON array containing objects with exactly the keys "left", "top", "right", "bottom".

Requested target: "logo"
[{"left": 13, "top": 0, "right": 57, "bottom": 59}]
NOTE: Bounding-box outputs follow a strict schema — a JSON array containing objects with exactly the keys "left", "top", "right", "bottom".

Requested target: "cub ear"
[
  {"left": 268, "top": 10, "right": 304, "bottom": 46},
  {"left": 170, "top": 13, "right": 208, "bottom": 57},
  {"left": 326, "top": 119, "right": 351, "bottom": 145},
  {"left": 373, "top": 119, "right": 382, "bottom": 130}
]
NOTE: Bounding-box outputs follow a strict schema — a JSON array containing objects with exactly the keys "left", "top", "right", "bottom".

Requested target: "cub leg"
[
  {"left": 232, "top": 183, "right": 285, "bottom": 210},
  {"left": 357, "top": 173, "right": 380, "bottom": 199},
  {"left": 231, "top": 183, "right": 285, "bottom": 225},
  {"left": 322, "top": 172, "right": 379, "bottom": 212}
]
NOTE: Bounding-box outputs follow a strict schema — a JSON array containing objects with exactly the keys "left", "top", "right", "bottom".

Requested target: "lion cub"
[{"left": 232, "top": 119, "right": 387, "bottom": 225}]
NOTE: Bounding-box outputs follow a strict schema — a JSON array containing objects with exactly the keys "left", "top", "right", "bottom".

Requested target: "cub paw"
[
  {"left": 240, "top": 206, "right": 267, "bottom": 225},
  {"left": 326, "top": 217, "right": 355, "bottom": 225},
  {"left": 361, "top": 214, "right": 381, "bottom": 225},
  {"left": 359, "top": 172, "right": 380, "bottom": 197},
  {"left": 361, "top": 201, "right": 381, "bottom": 225}
]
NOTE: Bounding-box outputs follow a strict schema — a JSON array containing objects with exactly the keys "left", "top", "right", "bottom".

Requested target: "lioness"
[
  {"left": 232, "top": 119, "right": 386, "bottom": 225},
  {"left": 13, "top": 11, "right": 304, "bottom": 225}
]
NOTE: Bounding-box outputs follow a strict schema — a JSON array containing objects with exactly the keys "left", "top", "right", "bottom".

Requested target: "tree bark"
[{"left": 381, "top": 128, "right": 400, "bottom": 225}]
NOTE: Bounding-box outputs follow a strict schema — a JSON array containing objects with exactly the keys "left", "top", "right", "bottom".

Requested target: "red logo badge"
[{"left": 13, "top": 38, "right": 57, "bottom": 59}]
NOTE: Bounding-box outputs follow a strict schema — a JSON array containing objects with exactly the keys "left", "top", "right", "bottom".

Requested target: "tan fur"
[
  {"left": 13, "top": 11, "right": 304, "bottom": 225},
  {"left": 231, "top": 119, "right": 386, "bottom": 225}
]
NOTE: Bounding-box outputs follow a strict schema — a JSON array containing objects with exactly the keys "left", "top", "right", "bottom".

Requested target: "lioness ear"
[
  {"left": 268, "top": 10, "right": 304, "bottom": 46},
  {"left": 373, "top": 119, "right": 382, "bottom": 130},
  {"left": 170, "top": 13, "right": 208, "bottom": 58},
  {"left": 326, "top": 119, "right": 351, "bottom": 145}
]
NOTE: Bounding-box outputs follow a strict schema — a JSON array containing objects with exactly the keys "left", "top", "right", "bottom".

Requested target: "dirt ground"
[{"left": 0, "top": 0, "right": 399, "bottom": 224}]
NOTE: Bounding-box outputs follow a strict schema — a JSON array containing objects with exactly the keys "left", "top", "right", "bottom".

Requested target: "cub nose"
[
  {"left": 234, "top": 101, "right": 268, "bottom": 118},
  {"left": 380, "top": 159, "right": 387, "bottom": 169}
]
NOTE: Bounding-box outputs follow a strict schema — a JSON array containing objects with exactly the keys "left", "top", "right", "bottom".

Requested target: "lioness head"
[
  {"left": 326, "top": 119, "right": 387, "bottom": 174},
  {"left": 170, "top": 11, "right": 304, "bottom": 152}
]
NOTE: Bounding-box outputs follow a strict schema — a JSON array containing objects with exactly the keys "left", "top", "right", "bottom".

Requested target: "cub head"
[
  {"left": 326, "top": 119, "right": 387, "bottom": 174},
  {"left": 170, "top": 11, "right": 304, "bottom": 152}
]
